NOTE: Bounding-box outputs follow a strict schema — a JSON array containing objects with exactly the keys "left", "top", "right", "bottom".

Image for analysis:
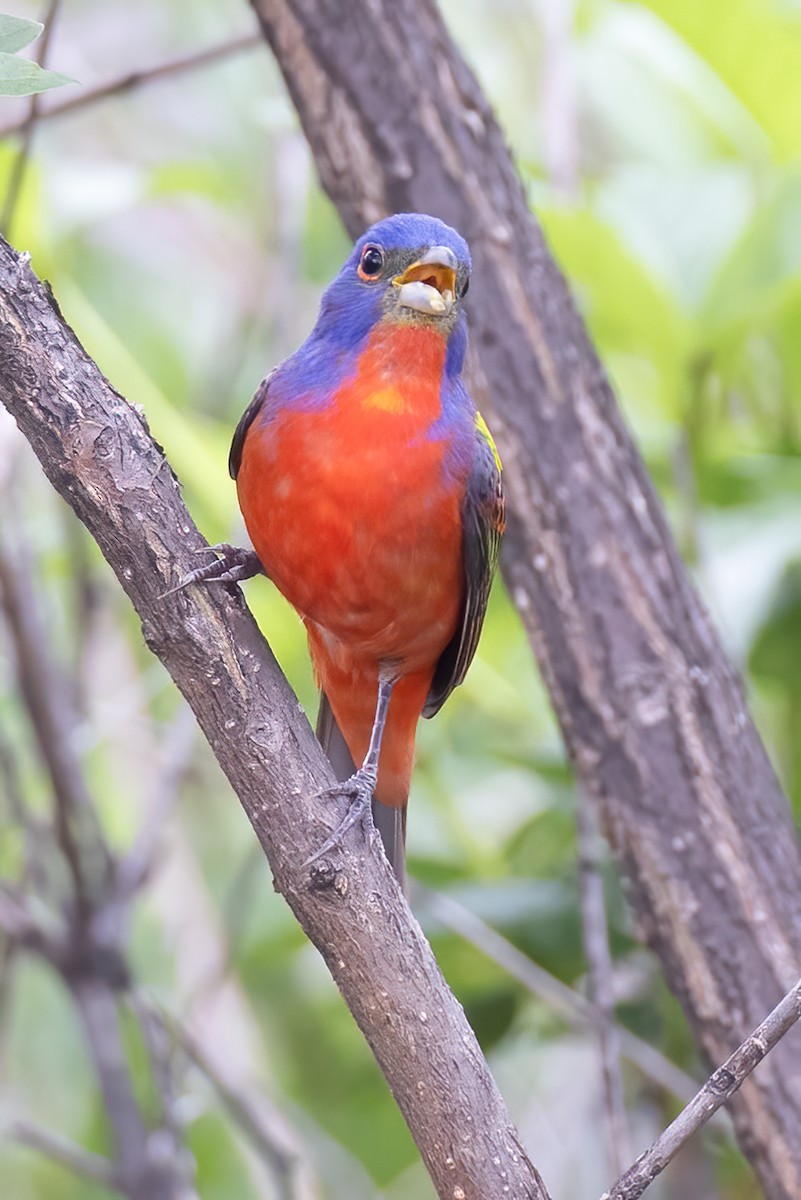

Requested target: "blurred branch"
[
  {"left": 0, "top": 238, "right": 549, "bottom": 1200},
  {"left": 0, "top": 493, "right": 195, "bottom": 1195},
  {"left": 146, "top": 998, "right": 320, "bottom": 1200},
  {"left": 0, "top": 31, "right": 263, "bottom": 140},
  {"left": 0, "top": 884, "right": 58, "bottom": 955},
  {"left": 416, "top": 885, "right": 699, "bottom": 1105},
  {"left": 0, "top": 725, "right": 26, "bottom": 826},
  {"left": 6, "top": 1118, "right": 117, "bottom": 1188},
  {"left": 601, "top": 978, "right": 801, "bottom": 1200},
  {"left": 116, "top": 704, "right": 196, "bottom": 899},
  {"left": 77, "top": 979, "right": 195, "bottom": 1200},
  {"left": 577, "top": 791, "right": 631, "bottom": 1174},
  {"left": 126, "top": 996, "right": 196, "bottom": 1198},
  {"left": 0, "top": 0, "right": 62, "bottom": 239},
  {"left": 248, "top": 1, "right": 801, "bottom": 1194},
  {"left": 0, "top": 526, "right": 112, "bottom": 924},
  {"left": 540, "top": 0, "right": 578, "bottom": 197}
]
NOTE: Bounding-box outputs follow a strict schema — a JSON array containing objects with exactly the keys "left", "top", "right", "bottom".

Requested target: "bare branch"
[
  {"left": 145, "top": 998, "right": 319, "bottom": 1200},
  {"left": 0, "top": 723, "right": 26, "bottom": 826},
  {"left": 0, "top": 528, "right": 112, "bottom": 923},
  {"left": 128, "top": 996, "right": 198, "bottom": 1199},
  {"left": 601, "top": 979, "right": 801, "bottom": 1200},
  {"left": 5, "top": 1118, "right": 117, "bottom": 1188},
  {"left": 0, "top": 32, "right": 264, "bottom": 140},
  {"left": 416, "top": 885, "right": 699, "bottom": 1105},
  {"left": 0, "top": 883, "right": 65, "bottom": 961},
  {"left": 76, "top": 979, "right": 189, "bottom": 1200},
  {"left": 577, "top": 790, "right": 631, "bottom": 1174}
]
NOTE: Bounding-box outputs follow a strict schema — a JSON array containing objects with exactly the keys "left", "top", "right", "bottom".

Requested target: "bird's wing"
[
  {"left": 228, "top": 372, "right": 274, "bottom": 480},
  {"left": 423, "top": 413, "right": 505, "bottom": 718}
]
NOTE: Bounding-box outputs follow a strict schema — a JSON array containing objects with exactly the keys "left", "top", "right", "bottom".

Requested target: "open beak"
[{"left": 394, "top": 245, "right": 458, "bottom": 316}]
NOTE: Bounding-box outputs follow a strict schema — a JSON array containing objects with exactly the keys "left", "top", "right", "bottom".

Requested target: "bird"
[{"left": 174, "top": 213, "right": 504, "bottom": 888}]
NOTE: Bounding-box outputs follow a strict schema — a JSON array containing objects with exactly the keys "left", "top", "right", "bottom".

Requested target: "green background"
[{"left": 2, "top": 1, "right": 800, "bottom": 1197}]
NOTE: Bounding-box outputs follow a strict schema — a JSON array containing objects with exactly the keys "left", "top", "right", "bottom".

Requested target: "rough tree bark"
[
  {"left": 248, "top": 1, "right": 801, "bottom": 1196},
  {"left": 0, "top": 241, "right": 548, "bottom": 1200}
]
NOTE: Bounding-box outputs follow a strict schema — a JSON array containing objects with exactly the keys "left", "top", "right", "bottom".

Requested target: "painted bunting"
[{"left": 177, "top": 213, "right": 504, "bottom": 886}]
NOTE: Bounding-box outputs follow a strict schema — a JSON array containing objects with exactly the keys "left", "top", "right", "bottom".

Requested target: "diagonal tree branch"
[
  {"left": 416, "top": 885, "right": 704, "bottom": 1107},
  {"left": 601, "top": 978, "right": 801, "bottom": 1200},
  {"left": 0, "top": 239, "right": 549, "bottom": 1200},
  {"left": 247, "top": 1, "right": 801, "bottom": 1194},
  {"left": 6, "top": 1118, "right": 118, "bottom": 1189},
  {"left": 0, "top": 31, "right": 264, "bottom": 140}
]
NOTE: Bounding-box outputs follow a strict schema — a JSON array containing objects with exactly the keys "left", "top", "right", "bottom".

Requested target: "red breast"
[{"left": 236, "top": 322, "right": 466, "bottom": 674}]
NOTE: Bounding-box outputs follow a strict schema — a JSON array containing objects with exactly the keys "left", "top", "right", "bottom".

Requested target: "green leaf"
[
  {"left": 0, "top": 51, "right": 73, "bottom": 96},
  {"left": 639, "top": 0, "right": 801, "bottom": 163},
  {"left": 0, "top": 13, "right": 43, "bottom": 54}
]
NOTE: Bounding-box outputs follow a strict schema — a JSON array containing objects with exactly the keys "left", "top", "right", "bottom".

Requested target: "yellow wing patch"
[
  {"left": 363, "top": 386, "right": 407, "bottom": 413},
  {"left": 476, "top": 410, "right": 502, "bottom": 473}
]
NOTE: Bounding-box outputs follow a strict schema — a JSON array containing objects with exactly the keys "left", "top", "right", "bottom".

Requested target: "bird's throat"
[{"left": 348, "top": 322, "right": 448, "bottom": 420}]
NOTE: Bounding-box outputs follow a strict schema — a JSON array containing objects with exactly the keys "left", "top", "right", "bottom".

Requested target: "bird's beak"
[{"left": 393, "top": 245, "right": 458, "bottom": 316}]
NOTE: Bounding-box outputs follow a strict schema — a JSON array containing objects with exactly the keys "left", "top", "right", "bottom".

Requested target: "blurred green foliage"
[{"left": 1, "top": 0, "right": 799, "bottom": 1197}]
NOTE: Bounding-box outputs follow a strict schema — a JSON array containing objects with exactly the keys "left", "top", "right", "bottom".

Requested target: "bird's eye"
[
  {"left": 358, "top": 244, "right": 385, "bottom": 281},
  {"left": 459, "top": 275, "right": 470, "bottom": 299}
]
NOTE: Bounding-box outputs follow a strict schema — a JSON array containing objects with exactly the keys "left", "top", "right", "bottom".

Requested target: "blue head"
[
  {"left": 267, "top": 215, "right": 472, "bottom": 414},
  {"left": 312, "top": 213, "right": 471, "bottom": 375}
]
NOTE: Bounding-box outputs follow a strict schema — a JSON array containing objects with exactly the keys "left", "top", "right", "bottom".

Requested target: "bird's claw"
[
  {"left": 303, "top": 770, "right": 377, "bottom": 868},
  {"left": 161, "top": 543, "right": 263, "bottom": 598}
]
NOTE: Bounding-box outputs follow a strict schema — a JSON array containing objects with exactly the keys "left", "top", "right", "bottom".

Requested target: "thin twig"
[
  {"left": 601, "top": 978, "right": 801, "bottom": 1200},
  {"left": 0, "top": 722, "right": 26, "bottom": 826},
  {"left": 0, "top": 31, "right": 263, "bottom": 140},
  {"left": 129, "top": 996, "right": 198, "bottom": 1199},
  {"left": 0, "top": 716, "right": 55, "bottom": 898},
  {"left": 6, "top": 1118, "right": 118, "bottom": 1188},
  {"left": 116, "top": 704, "right": 197, "bottom": 898},
  {"left": 76, "top": 979, "right": 181, "bottom": 1200},
  {"left": 148, "top": 1000, "right": 319, "bottom": 1200},
  {"left": 1, "top": 0, "right": 62, "bottom": 238},
  {"left": 0, "top": 530, "right": 111, "bottom": 923},
  {"left": 0, "top": 886, "right": 40, "bottom": 942},
  {"left": 577, "top": 790, "right": 632, "bottom": 1174},
  {"left": 415, "top": 884, "right": 699, "bottom": 1104}
]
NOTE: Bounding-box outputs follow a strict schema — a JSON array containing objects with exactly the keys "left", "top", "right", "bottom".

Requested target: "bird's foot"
[
  {"left": 303, "top": 769, "right": 377, "bottom": 868},
  {"left": 161, "top": 543, "right": 263, "bottom": 597}
]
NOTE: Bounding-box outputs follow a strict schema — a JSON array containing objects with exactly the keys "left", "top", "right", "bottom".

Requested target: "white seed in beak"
[{"left": 397, "top": 280, "right": 454, "bottom": 316}]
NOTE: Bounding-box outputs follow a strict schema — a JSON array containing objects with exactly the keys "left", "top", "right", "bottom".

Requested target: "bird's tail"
[{"left": 316, "top": 690, "right": 407, "bottom": 890}]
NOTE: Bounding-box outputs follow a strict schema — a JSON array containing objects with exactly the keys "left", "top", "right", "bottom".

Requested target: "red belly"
[{"left": 236, "top": 329, "right": 465, "bottom": 674}]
